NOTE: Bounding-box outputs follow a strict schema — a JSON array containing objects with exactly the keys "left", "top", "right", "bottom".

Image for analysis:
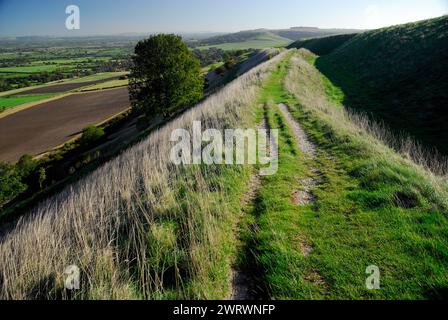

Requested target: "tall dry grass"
[{"left": 0, "top": 50, "right": 286, "bottom": 300}]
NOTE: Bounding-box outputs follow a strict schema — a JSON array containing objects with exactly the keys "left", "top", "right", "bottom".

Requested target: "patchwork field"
[
  {"left": 8, "top": 76, "right": 123, "bottom": 96},
  {"left": 0, "top": 87, "right": 130, "bottom": 162},
  {"left": 0, "top": 37, "right": 133, "bottom": 91},
  {"left": 78, "top": 78, "right": 129, "bottom": 92}
]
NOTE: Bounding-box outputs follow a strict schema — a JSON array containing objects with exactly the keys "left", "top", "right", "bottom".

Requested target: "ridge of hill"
[
  {"left": 273, "top": 26, "right": 361, "bottom": 41},
  {"left": 303, "top": 16, "right": 448, "bottom": 154},
  {"left": 287, "top": 33, "right": 357, "bottom": 55},
  {"left": 190, "top": 27, "right": 362, "bottom": 50}
]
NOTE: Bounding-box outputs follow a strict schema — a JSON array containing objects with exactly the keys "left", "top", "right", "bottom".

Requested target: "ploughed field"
[
  {"left": 9, "top": 76, "right": 122, "bottom": 96},
  {"left": 0, "top": 87, "right": 129, "bottom": 163}
]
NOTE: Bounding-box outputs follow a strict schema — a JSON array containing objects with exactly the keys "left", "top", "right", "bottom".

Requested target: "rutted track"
[
  {"left": 0, "top": 87, "right": 130, "bottom": 163},
  {"left": 278, "top": 103, "right": 318, "bottom": 257}
]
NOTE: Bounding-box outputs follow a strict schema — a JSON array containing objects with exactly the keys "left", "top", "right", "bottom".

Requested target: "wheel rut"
[
  {"left": 278, "top": 103, "right": 321, "bottom": 258},
  {"left": 278, "top": 103, "right": 320, "bottom": 207},
  {"left": 229, "top": 114, "right": 269, "bottom": 300}
]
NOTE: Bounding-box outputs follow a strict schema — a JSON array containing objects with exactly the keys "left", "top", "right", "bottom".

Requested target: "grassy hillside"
[
  {"left": 264, "top": 49, "right": 448, "bottom": 299},
  {"left": 314, "top": 16, "right": 448, "bottom": 155},
  {"left": 273, "top": 27, "right": 360, "bottom": 41},
  {"left": 195, "top": 31, "right": 291, "bottom": 50},
  {"left": 0, "top": 52, "right": 286, "bottom": 300},
  {"left": 193, "top": 27, "right": 363, "bottom": 50},
  {"left": 236, "top": 49, "right": 448, "bottom": 300},
  {"left": 287, "top": 33, "right": 357, "bottom": 55},
  {"left": 1, "top": 48, "right": 448, "bottom": 300}
]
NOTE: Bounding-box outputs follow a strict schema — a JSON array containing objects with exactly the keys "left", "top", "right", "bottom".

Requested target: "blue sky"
[{"left": 0, "top": 0, "right": 447, "bottom": 36}]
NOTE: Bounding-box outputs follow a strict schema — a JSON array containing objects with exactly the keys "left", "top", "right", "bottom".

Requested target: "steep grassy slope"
[
  {"left": 244, "top": 49, "right": 448, "bottom": 299},
  {"left": 0, "top": 52, "right": 286, "bottom": 300},
  {"left": 287, "top": 33, "right": 357, "bottom": 55},
  {"left": 315, "top": 16, "right": 448, "bottom": 154}
]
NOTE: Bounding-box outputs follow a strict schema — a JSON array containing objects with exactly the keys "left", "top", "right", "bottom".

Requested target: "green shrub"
[
  {"left": 0, "top": 162, "right": 27, "bottom": 208},
  {"left": 16, "top": 154, "right": 36, "bottom": 176},
  {"left": 80, "top": 126, "right": 104, "bottom": 145}
]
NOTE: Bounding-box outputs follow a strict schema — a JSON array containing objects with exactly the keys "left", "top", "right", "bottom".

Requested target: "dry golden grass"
[{"left": 0, "top": 50, "right": 286, "bottom": 300}]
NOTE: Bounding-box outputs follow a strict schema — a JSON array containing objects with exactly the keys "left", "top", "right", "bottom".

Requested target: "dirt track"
[
  {"left": 0, "top": 87, "right": 130, "bottom": 163},
  {"left": 9, "top": 77, "right": 121, "bottom": 96}
]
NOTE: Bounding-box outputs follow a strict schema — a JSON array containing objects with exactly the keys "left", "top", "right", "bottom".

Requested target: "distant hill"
[
  {"left": 313, "top": 16, "right": 448, "bottom": 154},
  {"left": 190, "top": 30, "right": 291, "bottom": 50},
  {"left": 272, "top": 26, "right": 361, "bottom": 41},
  {"left": 190, "top": 27, "right": 362, "bottom": 50},
  {"left": 288, "top": 33, "right": 357, "bottom": 55}
]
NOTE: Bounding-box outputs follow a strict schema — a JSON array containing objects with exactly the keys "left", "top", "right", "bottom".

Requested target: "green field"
[
  {"left": 79, "top": 78, "right": 128, "bottom": 91},
  {"left": 66, "top": 72, "right": 128, "bottom": 84},
  {"left": 0, "top": 65, "right": 64, "bottom": 74},
  {"left": 197, "top": 32, "right": 292, "bottom": 50},
  {"left": 0, "top": 71, "right": 128, "bottom": 112},
  {"left": 0, "top": 38, "right": 133, "bottom": 91},
  {"left": 201, "top": 62, "right": 225, "bottom": 74},
  {"left": 0, "top": 72, "right": 128, "bottom": 97},
  {"left": 0, "top": 93, "right": 57, "bottom": 112}
]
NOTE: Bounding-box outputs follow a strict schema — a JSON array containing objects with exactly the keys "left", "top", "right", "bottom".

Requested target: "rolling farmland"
[
  {"left": 8, "top": 75, "right": 122, "bottom": 96},
  {"left": 0, "top": 87, "right": 130, "bottom": 162}
]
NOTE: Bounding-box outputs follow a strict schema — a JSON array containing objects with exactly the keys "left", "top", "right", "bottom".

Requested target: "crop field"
[
  {"left": 8, "top": 75, "right": 123, "bottom": 96},
  {"left": 0, "top": 93, "right": 57, "bottom": 112},
  {"left": 0, "top": 65, "right": 65, "bottom": 74},
  {"left": 79, "top": 79, "right": 129, "bottom": 92},
  {"left": 63, "top": 72, "right": 128, "bottom": 83},
  {"left": 0, "top": 72, "right": 127, "bottom": 97},
  {"left": 0, "top": 87, "right": 130, "bottom": 162},
  {"left": 0, "top": 38, "right": 133, "bottom": 91}
]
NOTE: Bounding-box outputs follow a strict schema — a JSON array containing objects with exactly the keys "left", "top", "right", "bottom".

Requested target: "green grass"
[
  {"left": 243, "top": 50, "right": 448, "bottom": 300},
  {"left": 201, "top": 62, "right": 224, "bottom": 74},
  {"left": 0, "top": 93, "right": 57, "bottom": 112},
  {"left": 63, "top": 72, "right": 128, "bottom": 84},
  {"left": 197, "top": 32, "right": 292, "bottom": 50},
  {"left": 288, "top": 33, "right": 356, "bottom": 55},
  {"left": 315, "top": 16, "right": 448, "bottom": 155},
  {"left": 29, "top": 57, "right": 111, "bottom": 66},
  {"left": 247, "top": 53, "right": 332, "bottom": 299},
  {"left": 0, "top": 65, "right": 64, "bottom": 74}
]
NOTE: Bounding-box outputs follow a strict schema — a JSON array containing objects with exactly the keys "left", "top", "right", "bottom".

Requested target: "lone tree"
[{"left": 129, "top": 34, "right": 204, "bottom": 119}]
